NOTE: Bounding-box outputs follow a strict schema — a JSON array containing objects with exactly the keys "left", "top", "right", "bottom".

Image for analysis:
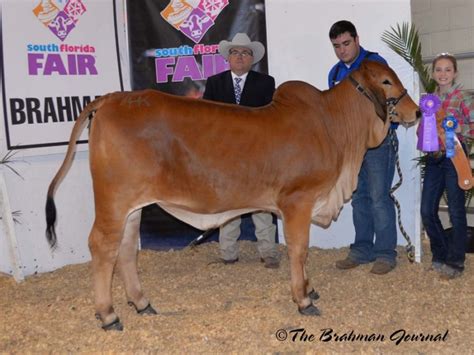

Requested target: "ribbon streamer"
[
  {"left": 442, "top": 116, "right": 458, "bottom": 158},
  {"left": 417, "top": 94, "right": 441, "bottom": 152}
]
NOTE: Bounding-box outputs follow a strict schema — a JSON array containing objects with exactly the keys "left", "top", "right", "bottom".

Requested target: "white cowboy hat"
[{"left": 218, "top": 33, "right": 265, "bottom": 65}]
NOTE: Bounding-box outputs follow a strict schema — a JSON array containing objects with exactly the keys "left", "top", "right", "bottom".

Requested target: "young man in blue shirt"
[{"left": 328, "top": 20, "right": 398, "bottom": 274}]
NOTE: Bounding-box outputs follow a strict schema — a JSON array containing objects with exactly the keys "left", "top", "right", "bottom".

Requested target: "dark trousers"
[{"left": 420, "top": 153, "right": 467, "bottom": 270}]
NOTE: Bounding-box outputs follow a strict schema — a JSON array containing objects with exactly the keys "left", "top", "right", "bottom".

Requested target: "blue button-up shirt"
[
  {"left": 328, "top": 46, "right": 387, "bottom": 88},
  {"left": 328, "top": 46, "right": 397, "bottom": 129}
]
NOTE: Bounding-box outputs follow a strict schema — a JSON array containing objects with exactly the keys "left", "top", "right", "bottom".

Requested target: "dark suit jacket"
[{"left": 203, "top": 70, "right": 275, "bottom": 107}]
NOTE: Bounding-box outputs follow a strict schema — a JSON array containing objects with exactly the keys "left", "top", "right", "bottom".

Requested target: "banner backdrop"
[
  {"left": 126, "top": 0, "right": 269, "bottom": 247},
  {"left": 127, "top": 0, "right": 268, "bottom": 97},
  {"left": 0, "top": 0, "right": 123, "bottom": 152}
]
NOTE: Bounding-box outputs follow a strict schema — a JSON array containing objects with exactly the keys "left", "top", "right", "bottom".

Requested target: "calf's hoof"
[
  {"left": 128, "top": 301, "right": 158, "bottom": 315},
  {"left": 102, "top": 317, "right": 124, "bottom": 331},
  {"left": 308, "top": 289, "right": 320, "bottom": 301},
  {"left": 298, "top": 304, "right": 321, "bottom": 316}
]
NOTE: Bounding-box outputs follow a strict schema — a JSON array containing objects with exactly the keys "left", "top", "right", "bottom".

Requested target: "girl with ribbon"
[{"left": 420, "top": 53, "right": 474, "bottom": 279}]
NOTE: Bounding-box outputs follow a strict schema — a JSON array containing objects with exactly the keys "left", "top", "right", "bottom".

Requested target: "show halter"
[{"left": 348, "top": 75, "right": 408, "bottom": 117}]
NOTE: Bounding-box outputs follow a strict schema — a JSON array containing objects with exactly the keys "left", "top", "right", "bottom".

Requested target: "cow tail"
[{"left": 45, "top": 95, "right": 107, "bottom": 249}]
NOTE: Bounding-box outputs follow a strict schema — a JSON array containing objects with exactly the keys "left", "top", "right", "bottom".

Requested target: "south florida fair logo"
[
  {"left": 33, "top": 0, "right": 87, "bottom": 41},
  {"left": 161, "top": 0, "right": 229, "bottom": 43}
]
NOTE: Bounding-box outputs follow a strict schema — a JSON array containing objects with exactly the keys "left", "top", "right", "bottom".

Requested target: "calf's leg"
[
  {"left": 116, "top": 209, "right": 157, "bottom": 315},
  {"left": 304, "top": 268, "right": 320, "bottom": 301},
  {"left": 88, "top": 220, "right": 125, "bottom": 330},
  {"left": 280, "top": 202, "right": 320, "bottom": 315}
]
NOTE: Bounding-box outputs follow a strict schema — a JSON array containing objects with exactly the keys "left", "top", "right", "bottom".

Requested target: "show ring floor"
[{"left": 1, "top": 239, "right": 473, "bottom": 353}]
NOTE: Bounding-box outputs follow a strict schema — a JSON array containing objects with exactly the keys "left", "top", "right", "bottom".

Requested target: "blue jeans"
[
  {"left": 349, "top": 130, "right": 398, "bottom": 265},
  {"left": 420, "top": 153, "right": 466, "bottom": 270}
]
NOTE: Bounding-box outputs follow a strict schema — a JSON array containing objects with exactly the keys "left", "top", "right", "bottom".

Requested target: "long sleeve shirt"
[{"left": 438, "top": 84, "right": 474, "bottom": 142}]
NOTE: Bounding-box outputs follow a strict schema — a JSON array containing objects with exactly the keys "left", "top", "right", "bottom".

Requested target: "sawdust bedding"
[{"left": 1, "top": 238, "right": 473, "bottom": 354}]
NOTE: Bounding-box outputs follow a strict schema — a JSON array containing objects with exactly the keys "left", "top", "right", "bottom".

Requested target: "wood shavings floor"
[{"left": 1, "top": 239, "right": 473, "bottom": 354}]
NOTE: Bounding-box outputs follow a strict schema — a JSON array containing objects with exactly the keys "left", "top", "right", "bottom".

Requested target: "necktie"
[{"left": 234, "top": 77, "right": 242, "bottom": 104}]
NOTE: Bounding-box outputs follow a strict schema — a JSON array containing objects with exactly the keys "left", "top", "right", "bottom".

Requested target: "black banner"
[
  {"left": 127, "top": 0, "right": 268, "bottom": 248},
  {"left": 127, "top": 0, "right": 268, "bottom": 97}
]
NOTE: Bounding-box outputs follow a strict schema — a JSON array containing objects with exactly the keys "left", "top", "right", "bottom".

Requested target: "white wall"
[
  {"left": 0, "top": 153, "right": 94, "bottom": 277},
  {"left": 0, "top": 0, "right": 420, "bottom": 279},
  {"left": 266, "top": 0, "right": 421, "bottom": 252},
  {"left": 0, "top": 1, "right": 130, "bottom": 278}
]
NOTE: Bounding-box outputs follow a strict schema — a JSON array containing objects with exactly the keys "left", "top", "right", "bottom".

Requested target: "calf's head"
[{"left": 356, "top": 60, "right": 421, "bottom": 127}]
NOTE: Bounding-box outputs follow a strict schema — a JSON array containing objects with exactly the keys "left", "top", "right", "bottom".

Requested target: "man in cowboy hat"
[{"left": 203, "top": 32, "right": 280, "bottom": 268}]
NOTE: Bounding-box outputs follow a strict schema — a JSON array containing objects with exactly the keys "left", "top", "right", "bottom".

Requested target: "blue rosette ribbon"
[
  {"left": 417, "top": 94, "right": 441, "bottom": 152},
  {"left": 442, "top": 116, "right": 458, "bottom": 158}
]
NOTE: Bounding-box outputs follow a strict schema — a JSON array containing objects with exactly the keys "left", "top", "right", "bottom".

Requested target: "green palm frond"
[
  {"left": 0, "top": 149, "right": 25, "bottom": 224},
  {"left": 0, "top": 210, "right": 22, "bottom": 224},
  {"left": 0, "top": 149, "right": 25, "bottom": 180},
  {"left": 381, "top": 22, "right": 436, "bottom": 93}
]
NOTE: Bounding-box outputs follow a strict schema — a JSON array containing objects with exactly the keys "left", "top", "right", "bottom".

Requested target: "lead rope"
[{"left": 388, "top": 128, "right": 416, "bottom": 262}]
